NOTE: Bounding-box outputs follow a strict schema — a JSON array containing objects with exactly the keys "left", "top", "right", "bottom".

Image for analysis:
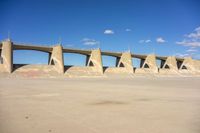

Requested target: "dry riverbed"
[{"left": 0, "top": 76, "right": 200, "bottom": 133}]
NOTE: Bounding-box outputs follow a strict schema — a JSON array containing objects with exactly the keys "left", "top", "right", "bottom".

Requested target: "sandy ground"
[{"left": 0, "top": 76, "right": 200, "bottom": 133}]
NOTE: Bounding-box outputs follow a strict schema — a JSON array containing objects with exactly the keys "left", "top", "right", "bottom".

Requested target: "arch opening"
[
  {"left": 102, "top": 55, "right": 118, "bottom": 72},
  {"left": 144, "top": 63, "right": 149, "bottom": 68},
  {"left": 102, "top": 55, "right": 117, "bottom": 67},
  {"left": 63, "top": 53, "right": 87, "bottom": 67},
  {"left": 182, "top": 65, "right": 187, "bottom": 69},
  {"left": 164, "top": 64, "right": 170, "bottom": 69},
  {"left": 119, "top": 62, "right": 125, "bottom": 67},
  {"left": 13, "top": 50, "right": 49, "bottom": 71},
  {"left": 88, "top": 61, "right": 94, "bottom": 66},
  {"left": 13, "top": 50, "right": 49, "bottom": 65},
  {"left": 177, "top": 61, "right": 183, "bottom": 69},
  {"left": 50, "top": 60, "right": 55, "bottom": 65},
  {"left": 156, "top": 59, "right": 162, "bottom": 68},
  {"left": 132, "top": 58, "right": 140, "bottom": 69}
]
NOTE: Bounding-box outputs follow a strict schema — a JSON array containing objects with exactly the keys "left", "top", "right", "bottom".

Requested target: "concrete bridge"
[{"left": 0, "top": 39, "right": 200, "bottom": 75}]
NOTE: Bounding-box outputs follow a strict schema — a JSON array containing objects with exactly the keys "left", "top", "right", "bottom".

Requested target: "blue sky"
[{"left": 0, "top": 0, "right": 200, "bottom": 66}]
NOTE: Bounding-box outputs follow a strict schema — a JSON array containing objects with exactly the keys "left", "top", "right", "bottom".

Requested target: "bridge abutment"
[
  {"left": 49, "top": 45, "right": 64, "bottom": 74},
  {"left": 0, "top": 39, "right": 13, "bottom": 73}
]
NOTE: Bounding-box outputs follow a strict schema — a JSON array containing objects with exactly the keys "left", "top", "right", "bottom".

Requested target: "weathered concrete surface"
[
  {"left": 64, "top": 49, "right": 103, "bottom": 76},
  {"left": 65, "top": 66, "right": 103, "bottom": 76},
  {"left": 135, "top": 54, "right": 158, "bottom": 73},
  {"left": 86, "top": 49, "right": 103, "bottom": 74},
  {"left": 103, "top": 67, "right": 133, "bottom": 74},
  {"left": 0, "top": 65, "right": 6, "bottom": 72},
  {"left": 1, "top": 40, "right": 200, "bottom": 76},
  {"left": 104, "top": 52, "right": 133, "bottom": 74},
  {"left": 193, "top": 60, "right": 200, "bottom": 71},
  {"left": 159, "top": 56, "right": 179, "bottom": 74},
  {"left": 179, "top": 57, "right": 200, "bottom": 74},
  {"left": 116, "top": 52, "right": 133, "bottom": 74},
  {"left": 49, "top": 45, "right": 64, "bottom": 74},
  {"left": 12, "top": 64, "right": 59, "bottom": 77},
  {"left": 0, "top": 40, "right": 13, "bottom": 73}
]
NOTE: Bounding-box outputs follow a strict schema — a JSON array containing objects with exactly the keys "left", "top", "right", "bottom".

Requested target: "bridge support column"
[
  {"left": 162, "top": 56, "right": 178, "bottom": 70},
  {"left": 159, "top": 56, "right": 178, "bottom": 74},
  {"left": 48, "top": 53, "right": 52, "bottom": 65},
  {"left": 116, "top": 52, "right": 133, "bottom": 73},
  {"left": 49, "top": 45, "right": 64, "bottom": 74},
  {"left": 135, "top": 54, "right": 158, "bottom": 73},
  {"left": 86, "top": 49, "right": 103, "bottom": 74},
  {"left": 0, "top": 39, "right": 13, "bottom": 73},
  {"left": 142, "top": 54, "right": 158, "bottom": 72},
  {"left": 179, "top": 57, "right": 200, "bottom": 73}
]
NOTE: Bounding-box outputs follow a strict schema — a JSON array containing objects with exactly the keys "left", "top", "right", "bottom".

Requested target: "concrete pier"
[
  {"left": 135, "top": 54, "right": 158, "bottom": 73},
  {"left": 49, "top": 45, "right": 64, "bottom": 74},
  {"left": 178, "top": 57, "right": 200, "bottom": 74},
  {"left": 0, "top": 39, "right": 13, "bottom": 73},
  {"left": 116, "top": 52, "right": 133, "bottom": 74},
  {"left": 159, "top": 56, "right": 178, "bottom": 74},
  {"left": 86, "top": 49, "right": 103, "bottom": 74}
]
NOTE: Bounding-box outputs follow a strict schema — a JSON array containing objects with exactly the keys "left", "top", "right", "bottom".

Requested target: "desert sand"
[{"left": 0, "top": 76, "right": 200, "bottom": 133}]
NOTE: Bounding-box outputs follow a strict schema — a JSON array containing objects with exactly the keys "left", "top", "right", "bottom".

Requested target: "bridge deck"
[
  {"left": 101, "top": 51, "right": 122, "bottom": 57},
  {"left": 63, "top": 48, "right": 91, "bottom": 55},
  {"left": 13, "top": 44, "right": 52, "bottom": 53},
  {"left": 0, "top": 42, "right": 187, "bottom": 61}
]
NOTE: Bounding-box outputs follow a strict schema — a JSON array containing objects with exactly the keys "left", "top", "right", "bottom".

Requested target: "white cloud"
[
  {"left": 186, "top": 32, "right": 200, "bottom": 39},
  {"left": 139, "top": 39, "right": 151, "bottom": 43},
  {"left": 177, "top": 26, "right": 200, "bottom": 47},
  {"left": 156, "top": 37, "right": 166, "bottom": 43},
  {"left": 176, "top": 40, "right": 200, "bottom": 47},
  {"left": 145, "top": 39, "right": 151, "bottom": 43},
  {"left": 186, "top": 47, "right": 198, "bottom": 53},
  {"left": 185, "top": 26, "right": 200, "bottom": 39},
  {"left": 175, "top": 53, "right": 190, "bottom": 58},
  {"left": 175, "top": 52, "right": 200, "bottom": 59},
  {"left": 81, "top": 38, "right": 100, "bottom": 46},
  {"left": 195, "top": 26, "right": 200, "bottom": 32},
  {"left": 104, "top": 29, "right": 114, "bottom": 34},
  {"left": 125, "top": 28, "right": 131, "bottom": 32}
]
